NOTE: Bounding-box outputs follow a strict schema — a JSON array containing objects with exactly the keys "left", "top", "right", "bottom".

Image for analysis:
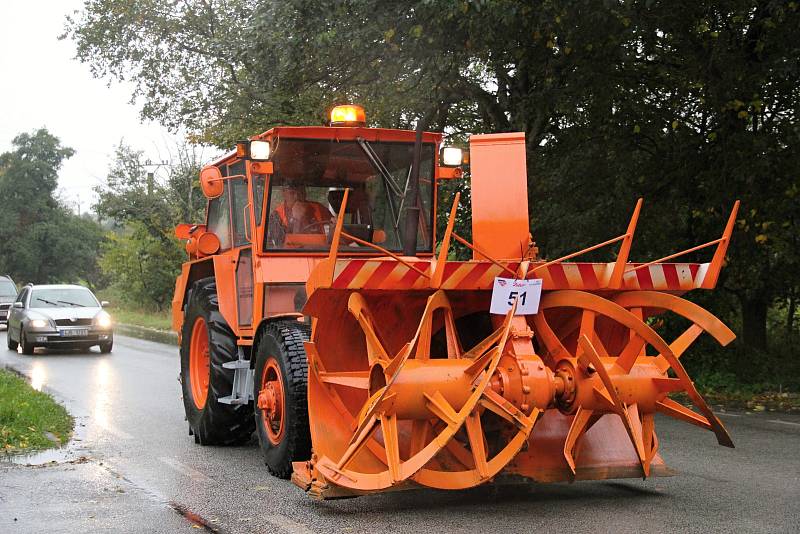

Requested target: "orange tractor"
[{"left": 173, "top": 105, "right": 739, "bottom": 498}]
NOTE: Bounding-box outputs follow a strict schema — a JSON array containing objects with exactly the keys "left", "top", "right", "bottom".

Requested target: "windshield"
[
  {"left": 0, "top": 280, "right": 16, "bottom": 297},
  {"left": 263, "top": 138, "right": 434, "bottom": 252},
  {"left": 30, "top": 288, "right": 99, "bottom": 308}
]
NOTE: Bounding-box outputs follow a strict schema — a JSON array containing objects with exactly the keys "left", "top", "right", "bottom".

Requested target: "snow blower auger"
[
  {"left": 293, "top": 136, "right": 739, "bottom": 499},
  {"left": 172, "top": 105, "right": 738, "bottom": 500}
]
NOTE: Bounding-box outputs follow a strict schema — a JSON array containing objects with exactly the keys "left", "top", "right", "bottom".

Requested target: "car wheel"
[
  {"left": 7, "top": 330, "right": 18, "bottom": 351},
  {"left": 19, "top": 328, "right": 34, "bottom": 355},
  {"left": 99, "top": 340, "right": 113, "bottom": 353}
]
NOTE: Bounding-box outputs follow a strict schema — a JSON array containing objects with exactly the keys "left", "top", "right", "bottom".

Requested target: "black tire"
[
  {"left": 180, "top": 278, "right": 254, "bottom": 445},
  {"left": 19, "top": 327, "right": 34, "bottom": 355},
  {"left": 7, "top": 330, "right": 18, "bottom": 351},
  {"left": 254, "top": 321, "right": 312, "bottom": 478},
  {"left": 99, "top": 340, "right": 113, "bottom": 354}
]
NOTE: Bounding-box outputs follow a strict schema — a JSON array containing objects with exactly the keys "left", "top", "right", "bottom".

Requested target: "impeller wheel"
[
  {"left": 311, "top": 290, "right": 537, "bottom": 491},
  {"left": 531, "top": 290, "right": 733, "bottom": 478}
]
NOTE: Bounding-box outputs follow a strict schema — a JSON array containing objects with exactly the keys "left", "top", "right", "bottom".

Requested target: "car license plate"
[
  {"left": 0, "top": 311, "right": 6, "bottom": 319},
  {"left": 61, "top": 329, "right": 88, "bottom": 337}
]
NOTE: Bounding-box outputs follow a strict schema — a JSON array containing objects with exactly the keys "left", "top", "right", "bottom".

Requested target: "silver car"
[
  {"left": 6, "top": 284, "right": 113, "bottom": 354},
  {"left": 0, "top": 275, "right": 17, "bottom": 326}
]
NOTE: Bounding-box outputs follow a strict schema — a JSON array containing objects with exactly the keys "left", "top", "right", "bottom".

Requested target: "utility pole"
[{"left": 143, "top": 159, "right": 169, "bottom": 197}]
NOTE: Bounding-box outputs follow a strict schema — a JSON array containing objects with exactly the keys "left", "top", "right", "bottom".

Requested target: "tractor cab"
[{"left": 173, "top": 105, "right": 461, "bottom": 338}]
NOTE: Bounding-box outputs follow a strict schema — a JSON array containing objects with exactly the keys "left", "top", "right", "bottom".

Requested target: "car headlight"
[
  {"left": 95, "top": 311, "right": 112, "bottom": 329},
  {"left": 29, "top": 319, "right": 49, "bottom": 329}
]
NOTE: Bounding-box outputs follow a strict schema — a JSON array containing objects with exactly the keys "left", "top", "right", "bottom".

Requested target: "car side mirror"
[
  {"left": 100, "top": 301, "right": 111, "bottom": 308},
  {"left": 13, "top": 302, "right": 23, "bottom": 309}
]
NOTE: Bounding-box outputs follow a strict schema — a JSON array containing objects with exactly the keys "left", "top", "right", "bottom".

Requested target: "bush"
[{"left": 99, "top": 222, "right": 184, "bottom": 310}]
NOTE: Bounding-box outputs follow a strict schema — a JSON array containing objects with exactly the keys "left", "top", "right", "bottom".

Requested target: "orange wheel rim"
[
  {"left": 258, "top": 358, "right": 284, "bottom": 445},
  {"left": 189, "top": 317, "right": 210, "bottom": 409}
]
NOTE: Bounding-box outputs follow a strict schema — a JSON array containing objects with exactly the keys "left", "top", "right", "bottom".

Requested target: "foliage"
[
  {"left": 99, "top": 222, "right": 185, "bottom": 310},
  {"left": 0, "top": 129, "right": 105, "bottom": 286},
  {"left": 105, "top": 304, "right": 173, "bottom": 331},
  {"left": 0, "top": 369, "right": 73, "bottom": 451},
  {"left": 93, "top": 142, "right": 203, "bottom": 310},
  {"left": 66, "top": 1, "right": 800, "bottom": 384}
]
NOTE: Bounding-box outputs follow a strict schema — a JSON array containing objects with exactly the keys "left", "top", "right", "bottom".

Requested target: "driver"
[{"left": 268, "top": 184, "right": 332, "bottom": 246}]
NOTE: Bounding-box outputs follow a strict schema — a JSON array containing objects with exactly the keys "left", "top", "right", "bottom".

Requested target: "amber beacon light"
[{"left": 330, "top": 104, "right": 367, "bottom": 126}]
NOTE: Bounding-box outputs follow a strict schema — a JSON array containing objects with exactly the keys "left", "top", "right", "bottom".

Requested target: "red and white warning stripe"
[{"left": 330, "top": 259, "right": 711, "bottom": 292}]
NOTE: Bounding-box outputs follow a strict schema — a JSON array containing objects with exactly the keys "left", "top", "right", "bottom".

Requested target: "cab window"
[
  {"left": 263, "top": 139, "right": 434, "bottom": 252},
  {"left": 206, "top": 182, "right": 232, "bottom": 251},
  {"left": 230, "top": 177, "right": 250, "bottom": 247}
]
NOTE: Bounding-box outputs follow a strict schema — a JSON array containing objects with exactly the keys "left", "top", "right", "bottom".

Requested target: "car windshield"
[
  {"left": 263, "top": 138, "right": 435, "bottom": 252},
  {"left": 30, "top": 288, "right": 98, "bottom": 308},
  {"left": 0, "top": 280, "right": 16, "bottom": 297}
]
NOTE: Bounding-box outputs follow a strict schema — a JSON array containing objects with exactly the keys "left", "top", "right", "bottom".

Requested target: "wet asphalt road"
[{"left": 0, "top": 329, "right": 798, "bottom": 534}]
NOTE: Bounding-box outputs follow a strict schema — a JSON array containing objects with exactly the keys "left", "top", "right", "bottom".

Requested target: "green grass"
[
  {"left": 111, "top": 307, "right": 172, "bottom": 331},
  {"left": 0, "top": 369, "right": 73, "bottom": 452}
]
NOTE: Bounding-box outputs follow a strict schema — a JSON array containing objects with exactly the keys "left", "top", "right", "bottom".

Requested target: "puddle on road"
[{"left": 1, "top": 447, "right": 76, "bottom": 465}]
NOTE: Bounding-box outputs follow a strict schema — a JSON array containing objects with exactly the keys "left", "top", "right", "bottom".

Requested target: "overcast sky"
[{"left": 0, "top": 1, "right": 214, "bottom": 215}]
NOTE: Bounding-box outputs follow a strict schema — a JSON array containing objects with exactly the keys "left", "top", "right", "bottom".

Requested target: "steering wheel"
[{"left": 299, "top": 220, "right": 331, "bottom": 233}]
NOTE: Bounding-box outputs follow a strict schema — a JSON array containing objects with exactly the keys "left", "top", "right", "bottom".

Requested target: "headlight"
[
  {"left": 29, "top": 319, "right": 49, "bottom": 329},
  {"left": 95, "top": 311, "right": 112, "bottom": 328},
  {"left": 250, "top": 140, "right": 271, "bottom": 160},
  {"left": 440, "top": 146, "right": 463, "bottom": 167}
]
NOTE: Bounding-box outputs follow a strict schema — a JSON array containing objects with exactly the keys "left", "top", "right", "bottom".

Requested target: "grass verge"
[
  {"left": 111, "top": 307, "right": 172, "bottom": 331},
  {"left": 0, "top": 369, "right": 73, "bottom": 451}
]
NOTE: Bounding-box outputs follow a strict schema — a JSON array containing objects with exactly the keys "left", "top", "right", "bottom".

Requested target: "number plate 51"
[{"left": 489, "top": 277, "right": 543, "bottom": 315}]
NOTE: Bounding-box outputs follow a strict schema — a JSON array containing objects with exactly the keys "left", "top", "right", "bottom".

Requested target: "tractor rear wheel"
[
  {"left": 254, "top": 321, "right": 311, "bottom": 478},
  {"left": 180, "top": 278, "right": 254, "bottom": 445}
]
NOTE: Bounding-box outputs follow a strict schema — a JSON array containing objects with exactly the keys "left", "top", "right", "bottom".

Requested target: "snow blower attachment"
[
  {"left": 173, "top": 109, "right": 738, "bottom": 499},
  {"left": 295, "top": 134, "right": 738, "bottom": 497}
]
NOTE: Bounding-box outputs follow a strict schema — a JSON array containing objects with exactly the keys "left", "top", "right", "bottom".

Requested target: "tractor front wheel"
[
  {"left": 180, "top": 278, "right": 254, "bottom": 445},
  {"left": 254, "top": 321, "right": 311, "bottom": 478}
]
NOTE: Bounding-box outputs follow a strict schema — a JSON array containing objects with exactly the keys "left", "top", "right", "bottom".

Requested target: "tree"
[
  {"left": 66, "top": 1, "right": 800, "bottom": 356},
  {"left": 99, "top": 222, "right": 185, "bottom": 309},
  {"left": 93, "top": 142, "right": 203, "bottom": 309},
  {"left": 0, "top": 129, "right": 104, "bottom": 285}
]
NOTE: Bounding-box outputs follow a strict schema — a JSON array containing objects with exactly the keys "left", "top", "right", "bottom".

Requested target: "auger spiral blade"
[
  {"left": 576, "top": 334, "right": 649, "bottom": 477},
  {"left": 612, "top": 291, "right": 735, "bottom": 448},
  {"left": 314, "top": 291, "right": 533, "bottom": 492},
  {"left": 534, "top": 290, "right": 734, "bottom": 477}
]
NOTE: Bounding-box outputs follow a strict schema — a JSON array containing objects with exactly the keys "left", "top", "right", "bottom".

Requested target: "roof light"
[
  {"left": 440, "top": 147, "right": 463, "bottom": 167},
  {"left": 330, "top": 105, "right": 366, "bottom": 126}
]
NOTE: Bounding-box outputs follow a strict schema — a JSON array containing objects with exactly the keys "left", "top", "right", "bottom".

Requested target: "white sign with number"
[{"left": 489, "top": 277, "right": 543, "bottom": 315}]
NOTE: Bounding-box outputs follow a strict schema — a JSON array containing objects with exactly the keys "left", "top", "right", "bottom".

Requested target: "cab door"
[{"left": 228, "top": 169, "right": 254, "bottom": 330}]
